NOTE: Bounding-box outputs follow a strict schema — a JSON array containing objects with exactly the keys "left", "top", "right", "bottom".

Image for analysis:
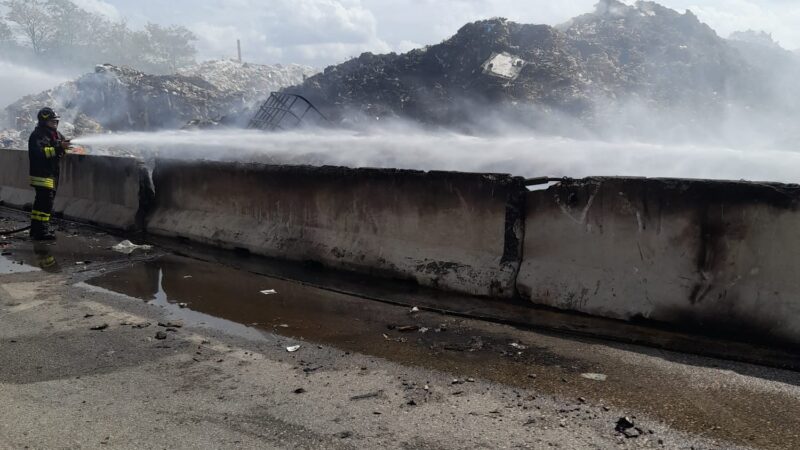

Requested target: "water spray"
[{"left": 65, "top": 128, "right": 800, "bottom": 184}]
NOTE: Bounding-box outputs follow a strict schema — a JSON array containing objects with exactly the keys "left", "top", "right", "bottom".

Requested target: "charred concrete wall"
[
  {"left": 3, "top": 148, "right": 800, "bottom": 346},
  {"left": 0, "top": 149, "right": 34, "bottom": 207},
  {"left": 56, "top": 154, "right": 151, "bottom": 231},
  {"left": 147, "top": 159, "right": 525, "bottom": 297},
  {"left": 518, "top": 177, "right": 800, "bottom": 346},
  {"left": 0, "top": 149, "right": 151, "bottom": 230}
]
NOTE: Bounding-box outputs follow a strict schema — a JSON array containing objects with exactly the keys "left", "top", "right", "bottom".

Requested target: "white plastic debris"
[
  {"left": 481, "top": 52, "right": 527, "bottom": 80},
  {"left": 260, "top": 289, "right": 278, "bottom": 295},
  {"left": 510, "top": 343, "right": 527, "bottom": 350},
  {"left": 410, "top": 306, "right": 420, "bottom": 313},
  {"left": 286, "top": 345, "right": 301, "bottom": 352},
  {"left": 581, "top": 373, "right": 608, "bottom": 381},
  {"left": 111, "top": 240, "right": 152, "bottom": 255}
]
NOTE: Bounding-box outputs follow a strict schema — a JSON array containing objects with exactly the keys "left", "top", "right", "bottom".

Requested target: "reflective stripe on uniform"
[
  {"left": 43, "top": 146, "right": 56, "bottom": 158},
  {"left": 30, "top": 176, "right": 55, "bottom": 189},
  {"left": 40, "top": 256, "right": 56, "bottom": 268},
  {"left": 30, "top": 210, "right": 51, "bottom": 222}
]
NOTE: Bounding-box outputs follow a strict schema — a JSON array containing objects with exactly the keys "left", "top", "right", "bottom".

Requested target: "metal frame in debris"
[{"left": 248, "top": 92, "right": 330, "bottom": 131}]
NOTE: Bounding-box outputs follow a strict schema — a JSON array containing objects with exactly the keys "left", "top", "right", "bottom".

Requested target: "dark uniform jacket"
[{"left": 28, "top": 125, "right": 66, "bottom": 190}]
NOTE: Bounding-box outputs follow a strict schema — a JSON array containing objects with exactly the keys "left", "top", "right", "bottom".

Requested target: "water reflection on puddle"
[
  {"left": 83, "top": 255, "right": 408, "bottom": 347},
  {"left": 0, "top": 253, "right": 39, "bottom": 274}
]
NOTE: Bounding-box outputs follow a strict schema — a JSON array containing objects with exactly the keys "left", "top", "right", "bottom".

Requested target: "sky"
[{"left": 76, "top": 0, "right": 800, "bottom": 68}]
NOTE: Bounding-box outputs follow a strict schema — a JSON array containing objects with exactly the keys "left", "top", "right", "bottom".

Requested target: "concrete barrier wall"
[
  {"left": 56, "top": 154, "right": 151, "bottom": 230},
  {"left": 5, "top": 147, "right": 800, "bottom": 345},
  {"left": 518, "top": 177, "right": 800, "bottom": 345},
  {"left": 147, "top": 159, "right": 526, "bottom": 297},
  {"left": 0, "top": 149, "right": 150, "bottom": 230},
  {"left": 0, "top": 149, "right": 34, "bottom": 208}
]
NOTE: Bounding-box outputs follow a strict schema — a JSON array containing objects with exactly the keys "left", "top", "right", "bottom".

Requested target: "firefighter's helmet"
[{"left": 36, "top": 107, "right": 61, "bottom": 123}]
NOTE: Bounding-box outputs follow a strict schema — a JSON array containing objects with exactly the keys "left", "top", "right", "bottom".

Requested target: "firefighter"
[{"left": 28, "top": 107, "right": 70, "bottom": 240}]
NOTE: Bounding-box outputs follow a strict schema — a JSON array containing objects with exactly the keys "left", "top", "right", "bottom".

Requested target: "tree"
[
  {"left": 47, "top": 0, "right": 88, "bottom": 53},
  {"left": 3, "top": 0, "right": 55, "bottom": 55},
  {"left": 0, "top": 19, "right": 16, "bottom": 58},
  {"left": 1, "top": 0, "right": 199, "bottom": 72},
  {"left": 144, "top": 23, "right": 197, "bottom": 73},
  {"left": 0, "top": 19, "right": 13, "bottom": 47}
]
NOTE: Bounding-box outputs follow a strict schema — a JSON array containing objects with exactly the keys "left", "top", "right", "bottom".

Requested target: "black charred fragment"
[
  {"left": 136, "top": 162, "right": 156, "bottom": 231},
  {"left": 548, "top": 177, "right": 800, "bottom": 210},
  {"left": 502, "top": 177, "right": 527, "bottom": 265}
]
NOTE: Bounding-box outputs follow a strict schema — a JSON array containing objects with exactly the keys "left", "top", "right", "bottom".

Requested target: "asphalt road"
[{"left": 0, "top": 210, "right": 798, "bottom": 449}]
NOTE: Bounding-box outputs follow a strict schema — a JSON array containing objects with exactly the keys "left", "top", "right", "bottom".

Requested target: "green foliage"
[{"left": 0, "top": 0, "right": 198, "bottom": 73}]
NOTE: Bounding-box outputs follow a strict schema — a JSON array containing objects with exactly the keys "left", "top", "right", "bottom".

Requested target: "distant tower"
[{"left": 237, "top": 40, "right": 242, "bottom": 63}]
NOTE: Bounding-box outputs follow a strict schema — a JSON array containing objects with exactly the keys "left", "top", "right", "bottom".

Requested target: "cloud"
[
  {"left": 70, "top": 0, "right": 121, "bottom": 20},
  {"left": 185, "top": 0, "right": 390, "bottom": 66},
  {"left": 680, "top": 1, "right": 800, "bottom": 48},
  {"left": 99, "top": 0, "right": 800, "bottom": 66}
]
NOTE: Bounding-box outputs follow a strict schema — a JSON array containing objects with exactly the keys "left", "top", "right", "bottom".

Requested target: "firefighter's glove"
[{"left": 55, "top": 139, "right": 71, "bottom": 155}]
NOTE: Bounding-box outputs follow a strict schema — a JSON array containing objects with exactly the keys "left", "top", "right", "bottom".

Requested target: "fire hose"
[{"left": 0, "top": 225, "right": 30, "bottom": 236}]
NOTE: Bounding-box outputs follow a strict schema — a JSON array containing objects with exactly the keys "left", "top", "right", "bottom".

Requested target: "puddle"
[
  {"left": 0, "top": 229, "right": 151, "bottom": 275},
  {"left": 0, "top": 252, "right": 39, "bottom": 274},
  {"left": 79, "top": 281, "right": 264, "bottom": 341},
  {"left": 84, "top": 255, "right": 581, "bottom": 383}
]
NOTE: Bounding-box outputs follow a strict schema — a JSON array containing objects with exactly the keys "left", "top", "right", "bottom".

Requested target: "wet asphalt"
[{"left": 1, "top": 208, "right": 799, "bottom": 449}]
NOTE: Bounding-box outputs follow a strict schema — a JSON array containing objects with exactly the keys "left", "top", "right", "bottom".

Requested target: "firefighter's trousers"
[{"left": 30, "top": 187, "right": 56, "bottom": 236}]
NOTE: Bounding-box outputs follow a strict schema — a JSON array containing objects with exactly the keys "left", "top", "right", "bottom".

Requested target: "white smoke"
[
  {"left": 0, "top": 60, "right": 70, "bottom": 109},
  {"left": 72, "top": 128, "right": 800, "bottom": 183}
]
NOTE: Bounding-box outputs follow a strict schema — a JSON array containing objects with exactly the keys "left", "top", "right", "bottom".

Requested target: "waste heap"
[
  {"left": 287, "top": 0, "right": 799, "bottom": 132},
  {"left": 0, "top": 60, "right": 316, "bottom": 148}
]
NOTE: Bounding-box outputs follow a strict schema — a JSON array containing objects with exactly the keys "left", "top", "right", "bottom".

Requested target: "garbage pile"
[
  {"left": 290, "top": 20, "right": 587, "bottom": 125},
  {"left": 0, "top": 60, "right": 316, "bottom": 148},
  {"left": 177, "top": 60, "right": 316, "bottom": 99},
  {"left": 288, "top": 0, "right": 799, "bottom": 131}
]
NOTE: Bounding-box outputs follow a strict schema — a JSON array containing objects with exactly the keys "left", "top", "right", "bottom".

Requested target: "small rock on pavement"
[
  {"left": 90, "top": 324, "right": 109, "bottom": 331},
  {"left": 335, "top": 431, "right": 353, "bottom": 439},
  {"left": 615, "top": 416, "right": 642, "bottom": 438},
  {"left": 155, "top": 331, "right": 168, "bottom": 340},
  {"left": 581, "top": 373, "right": 608, "bottom": 381}
]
